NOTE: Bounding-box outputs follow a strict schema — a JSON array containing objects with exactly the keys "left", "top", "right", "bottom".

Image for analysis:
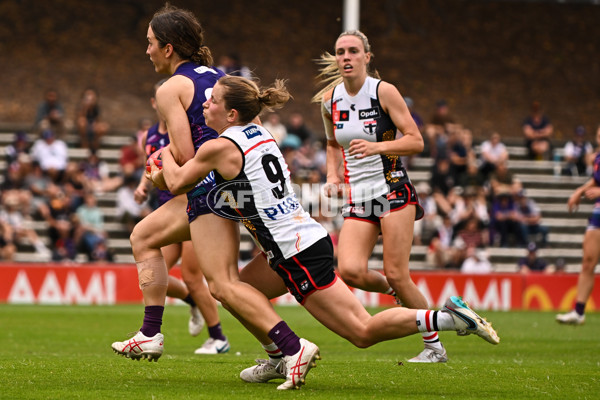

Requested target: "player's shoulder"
[{"left": 321, "top": 87, "right": 334, "bottom": 104}]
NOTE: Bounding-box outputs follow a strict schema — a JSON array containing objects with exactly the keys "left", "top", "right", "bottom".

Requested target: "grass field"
[{"left": 0, "top": 305, "right": 598, "bottom": 400}]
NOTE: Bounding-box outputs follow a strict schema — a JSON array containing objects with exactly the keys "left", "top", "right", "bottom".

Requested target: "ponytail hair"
[
  {"left": 312, "top": 30, "right": 379, "bottom": 104},
  {"left": 150, "top": 3, "right": 214, "bottom": 66},
  {"left": 219, "top": 76, "right": 291, "bottom": 125}
]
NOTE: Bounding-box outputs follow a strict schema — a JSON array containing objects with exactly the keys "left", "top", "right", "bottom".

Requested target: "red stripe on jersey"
[
  {"left": 244, "top": 139, "right": 276, "bottom": 155},
  {"left": 341, "top": 150, "right": 352, "bottom": 203},
  {"left": 425, "top": 310, "right": 432, "bottom": 332}
]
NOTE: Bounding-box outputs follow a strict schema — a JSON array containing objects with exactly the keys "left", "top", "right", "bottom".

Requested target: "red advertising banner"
[{"left": 0, "top": 263, "right": 598, "bottom": 311}]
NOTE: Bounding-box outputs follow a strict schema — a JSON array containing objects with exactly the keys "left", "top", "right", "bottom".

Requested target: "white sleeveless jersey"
[
  {"left": 325, "top": 76, "right": 407, "bottom": 203},
  {"left": 215, "top": 124, "right": 327, "bottom": 264}
]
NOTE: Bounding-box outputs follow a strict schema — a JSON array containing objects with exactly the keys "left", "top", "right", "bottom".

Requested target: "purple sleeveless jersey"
[{"left": 145, "top": 123, "right": 174, "bottom": 206}]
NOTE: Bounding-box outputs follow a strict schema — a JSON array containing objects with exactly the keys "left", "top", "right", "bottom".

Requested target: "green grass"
[{"left": 0, "top": 305, "right": 598, "bottom": 399}]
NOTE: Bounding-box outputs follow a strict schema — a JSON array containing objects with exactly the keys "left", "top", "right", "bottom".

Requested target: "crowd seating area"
[{"left": 0, "top": 122, "right": 590, "bottom": 273}]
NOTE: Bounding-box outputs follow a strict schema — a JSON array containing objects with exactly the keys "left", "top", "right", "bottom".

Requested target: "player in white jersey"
[
  {"left": 313, "top": 30, "right": 447, "bottom": 363},
  {"left": 154, "top": 75, "right": 499, "bottom": 389}
]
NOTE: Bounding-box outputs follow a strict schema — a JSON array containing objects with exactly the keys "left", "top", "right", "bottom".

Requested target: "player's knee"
[
  {"left": 136, "top": 257, "right": 168, "bottom": 289},
  {"left": 337, "top": 264, "right": 365, "bottom": 287},
  {"left": 348, "top": 330, "right": 374, "bottom": 349}
]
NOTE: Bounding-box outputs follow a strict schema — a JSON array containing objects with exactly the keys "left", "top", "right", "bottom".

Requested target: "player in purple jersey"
[
  {"left": 154, "top": 75, "right": 499, "bottom": 390},
  {"left": 131, "top": 79, "right": 229, "bottom": 353},
  {"left": 557, "top": 126, "right": 600, "bottom": 325},
  {"left": 111, "top": 4, "right": 231, "bottom": 361},
  {"left": 312, "top": 30, "right": 447, "bottom": 363}
]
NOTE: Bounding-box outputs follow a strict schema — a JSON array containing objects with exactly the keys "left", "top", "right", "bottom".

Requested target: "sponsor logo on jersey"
[
  {"left": 333, "top": 110, "right": 350, "bottom": 123},
  {"left": 336, "top": 123, "right": 344, "bottom": 129},
  {"left": 264, "top": 196, "right": 301, "bottom": 220},
  {"left": 243, "top": 126, "right": 262, "bottom": 139},
  {"left": 363, "top": 120, "right": 377, "bottom": 135},
  {"left": 358, "top": 107, "right": 380, "bottom": 119}
]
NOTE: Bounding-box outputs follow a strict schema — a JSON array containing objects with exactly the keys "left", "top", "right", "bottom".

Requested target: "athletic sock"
[
  {"left": 421, "top": 331, "right": 443, "bottom": 350},
  {"left": 386, "top": 287, "right": 402, "bottom": 305},
  {"left": 262, "top": 342, "right": 283, "bottom": 366},
  {"left": 416, "top": 310, "right": 454, "bottom": 332},
  {"left": 268, "top": 321, "right": 301, "bottom": 356},
  {"left": 182, "top": 294, "right": 196, "bottom": 307},
  {"left": 140, "top": 305, "right": 164, "bottom": 337},
  {"left": 207, "top": 323, "right": 226, "bottom": 341},
  {"left": 575, "top": 302, "right": 586, "bottom": 316}
]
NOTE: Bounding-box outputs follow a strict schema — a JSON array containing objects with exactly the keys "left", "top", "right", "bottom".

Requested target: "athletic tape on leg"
[{"left": 136, "top": 257, "right": 169, "bottom": 289}]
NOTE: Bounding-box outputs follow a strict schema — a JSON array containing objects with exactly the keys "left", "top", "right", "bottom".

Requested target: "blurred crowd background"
[{"left": 0, "top": 0, "right": 599, "bottom": 273}]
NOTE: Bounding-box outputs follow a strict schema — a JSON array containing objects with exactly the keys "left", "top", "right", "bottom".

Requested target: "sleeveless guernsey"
[
  {"left": 325, "top": 76, "right": 408, "bottom": 203},
  {"left": 213, "top": 124, "right": 327, "bottom": 265}
]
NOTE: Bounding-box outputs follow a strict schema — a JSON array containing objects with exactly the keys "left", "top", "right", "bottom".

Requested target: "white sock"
[
  {"left": 416, "top": 310, "right": 455, "bottom": 332},
  {"left": 262, "top": 342, "right": 282, "bottom": 366}
]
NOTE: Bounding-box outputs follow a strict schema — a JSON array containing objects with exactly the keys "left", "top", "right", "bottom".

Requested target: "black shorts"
[
  {"left": 341, "top": 181, "right": 424, "bottom": 225},
  {"left": 273, "top": 236, "right": 337, "bottom": 304}
]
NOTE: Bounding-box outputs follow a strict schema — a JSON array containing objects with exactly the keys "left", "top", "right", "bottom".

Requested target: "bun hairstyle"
[
  {"left": 312, "top": 30, "right": 379, "bottom": 104},
  {"left": 218, "top": 76, "right": 291, "bottom": 125},
  {"left": 150, "top": 3, "right": 213, "bottom": 66}
]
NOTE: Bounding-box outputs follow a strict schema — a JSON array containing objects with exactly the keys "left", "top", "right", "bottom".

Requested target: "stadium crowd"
[{"left": 0, "top": 85, "right": 597, "bottom": 274}]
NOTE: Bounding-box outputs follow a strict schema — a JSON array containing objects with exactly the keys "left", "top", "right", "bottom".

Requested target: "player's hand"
[
  {"left": 148, "top": 164, "right": 168, "bottom": 191},
  {"left": 584, "top": 187, "right": 600, "bottom": 201},
  {"left": 323, "top": 181, "right": 343, "bottom": 198},
  {"left": 349, "top": 139, "right": 379, "bottom": 159},
  {"left": 134, "top": 184, "right": 148, "bottom": 205}
]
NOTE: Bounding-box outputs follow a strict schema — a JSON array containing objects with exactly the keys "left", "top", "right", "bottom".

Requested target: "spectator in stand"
[
  {"left": 74, "top": 191, "right": 110, "bottom": 262},
  {"left": 446, "top": 129, "right": 469, "bottom": 186},
  {"left": 0, "top": 191, "right": 50, "bottom": 257},
  {"left": 285, "top": 112, "right": 314, "bottom": 144},
  {"left": 404, "top": 97, "right": 424, "bottom": 132},
  {"left": 451, "top": 186, "right": 489, "bottom": 233},
  {"left": 119, "top": 135, "right": 146, "bottom": 181},
  {"left": 489, "top": 160, "right": 522, "bottom": 200},
  {"left": 479, "top": 132, "right": 509, "bottom": 180},
  {"left": 430, "top": 156, "right": 454, "bottom": 198},
  {"left": 563, "top": 125, "right": 594, "bottom": 177},
  {"left": 0, "top": 218, "right": 16, "bottom": 261},
  {"left": 30, "top": 129, "right": 68, "bottom": 184},
  {"left": 461, "top": 247, "right": 493, "bottom": 274},
  {"left": 79, "top": 149, "right": 122, "bottom": 194},
  {"left": 490, "top": 191, "right": 527, "bottom": 247},
  {"left": 34, "top": 89, "right": 68, "bottom": 135},
  {"left": 37, "top": 183, "right": 78, "bottom": 261},
  {"left": 522, "top": 101, "right": 553, "bottom": 160},
  {"left": 262, "top": 112, "right": 287, "bottom": 145},
  {"left": 1, "top": 132, "right": 34, "bottom": 211},
  {"left": 452, "top": 216, "right": 489, "bottom": 269},
  {"left": 518, "top": 242, "right": 549, "bottom": 274},
  {"left": 413, "top": 181, "right": 440, "bottom": 246},
  {"left": 24, "top": 161, "right": 52, "bottom": 217},
  {"left": 76, "top": 87, "right": 110, "bottom": 152},
  {"left": 463, "top": 160, "right": 486, "bottom": 189},
  {"left": 116, "top": 174, "right": 152, "bottom": 234},
  {"left": 4, "top": 131, "right": 31, "bottom": 167},
  {"left": 401, "top": 97, "right": 424, "bottom": 169},
  {"left": 424, "top": 99, "right": 457, "bottom": 159},
  {"left": 217, "top": 52, "right": 252, "bottom": 78},
  {"left": 426, "top": 214, "right": 454, "bottom": 269},
  {"left": 515, "top": 189, "right": 549, "bottom": 247}
]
